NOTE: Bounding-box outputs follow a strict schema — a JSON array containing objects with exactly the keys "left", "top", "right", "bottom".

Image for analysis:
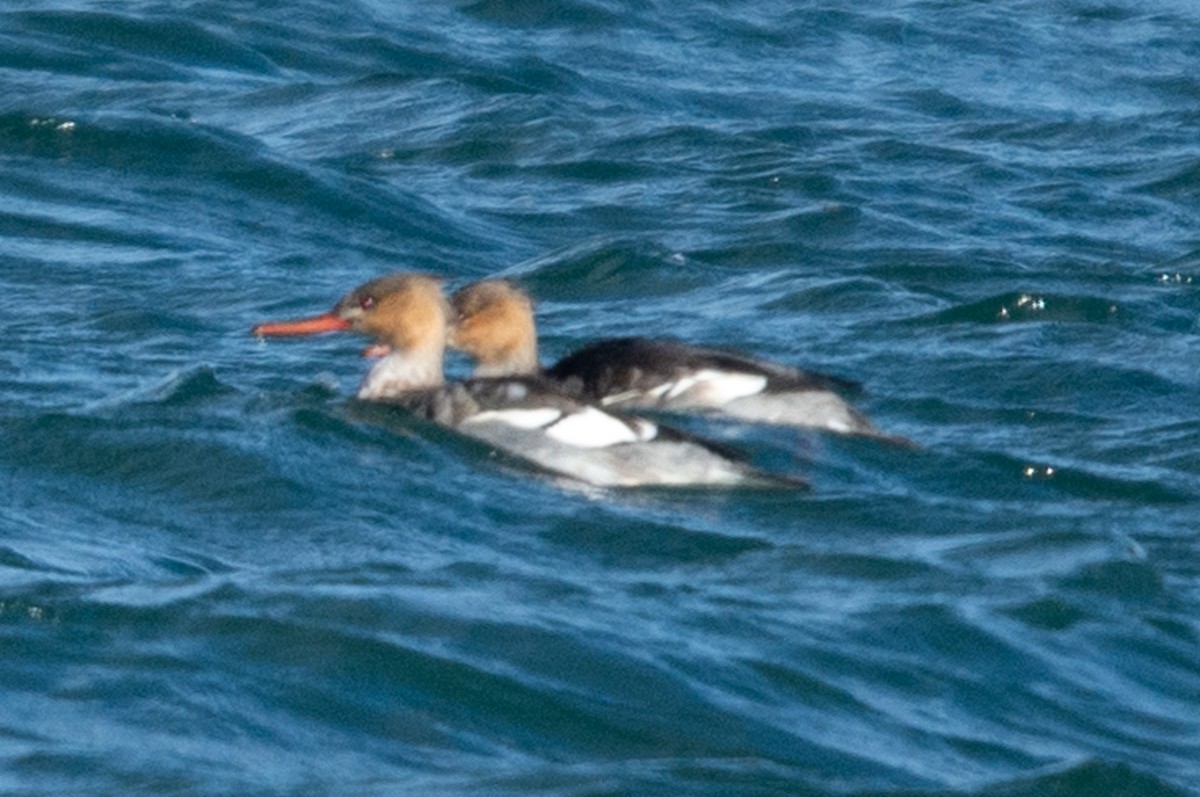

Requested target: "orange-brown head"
[
  {"left": 334, "top": 273, "right": 449, "bottom": 353},
  {"left": 254, "top": 272, "right": 450, "bottom": 354},
  {"left": 449, "top": 279, "right": 540, "bottom": 377},
  {"left": 253, "top": 273, "right": 451, "bottom": 397}
]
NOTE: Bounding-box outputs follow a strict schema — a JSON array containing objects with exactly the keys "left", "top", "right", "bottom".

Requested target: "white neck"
[{"left": 357, "top": 348, "right": 444, "bottom": 399}]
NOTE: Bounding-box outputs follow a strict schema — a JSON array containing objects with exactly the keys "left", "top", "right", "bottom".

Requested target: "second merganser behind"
[
  {"left": 253, "top": 273, "right": 802, "bottom": 488},
  {"left": 450, "top": 279, "right": 891, "bottom": 437}
]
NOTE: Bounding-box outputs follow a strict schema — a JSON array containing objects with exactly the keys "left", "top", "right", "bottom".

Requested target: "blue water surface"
[{"left": 3, "top": 1, "right": 1200, "bottom": 795}]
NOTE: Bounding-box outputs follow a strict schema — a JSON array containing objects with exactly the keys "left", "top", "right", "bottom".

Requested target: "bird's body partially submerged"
[
  {"left": 254, "top": 273, "right": 802, "bottom": 488},
  {"left": 450, "top": 279, "right": 891, "bottom": 437}
]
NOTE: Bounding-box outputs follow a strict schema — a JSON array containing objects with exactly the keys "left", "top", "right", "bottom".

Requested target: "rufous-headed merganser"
[
  {"left": 252, "top": 273, "right": 803, "bottom": 488},
  {"left": 450, "top": 279, "right": 897, "bottom": 439}
]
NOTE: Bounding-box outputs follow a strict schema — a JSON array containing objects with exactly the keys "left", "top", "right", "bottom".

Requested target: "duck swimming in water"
[
  {"left": 253, "top": 273, "right": 803, "bottom": 488},
  {"left": 450, "top": 279, "right": 895, "bottom": 438}
]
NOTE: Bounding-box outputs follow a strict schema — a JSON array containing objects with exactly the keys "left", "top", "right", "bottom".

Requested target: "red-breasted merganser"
[
  {"left": 450, "top": 279, "right": 893, "bottom": 438},
  {"left": 253, "top": 273, "right": 802, "bottom": 488}
]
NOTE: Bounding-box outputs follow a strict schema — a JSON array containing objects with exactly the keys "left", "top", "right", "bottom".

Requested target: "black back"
[{"left": 545, "top": 337, "right": 861, "bottom": 401}]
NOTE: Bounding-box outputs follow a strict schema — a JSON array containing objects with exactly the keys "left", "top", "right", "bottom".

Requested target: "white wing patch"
[
  {"left": 662, "top": 375, "right": 700, "bottom": 400},
  {"left": 462, "top": 406, "right": 652, "bottom": 449},
  {"left": 600, "top": 388, "right": 652, "bottom": 406},
  {"left": 544, "top": 406, "right": 644, "bottom": 448},
  {"left": 678, "top": 370, "right": 768, "bottom": 403},
  {"left": 463, "top": 408, "right": 563, "bottom": 429},
  {"left": 625, "top": 417, "right": 659, "bottom": 442},
  {"left": 600, "top": 371, "right": 767, "bottom": 408},
  {"left": 599, "top": 370, "right": 768, "bottom": 408}
]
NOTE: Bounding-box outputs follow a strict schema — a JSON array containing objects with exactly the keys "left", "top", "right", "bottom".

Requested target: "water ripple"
[{"left": 3, "top": 0, "right": 1200, "bottom": 794}]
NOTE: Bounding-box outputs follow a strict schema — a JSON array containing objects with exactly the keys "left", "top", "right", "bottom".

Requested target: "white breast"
[{"left": 357, "top": 353, "right": 442, "bottom": 400}]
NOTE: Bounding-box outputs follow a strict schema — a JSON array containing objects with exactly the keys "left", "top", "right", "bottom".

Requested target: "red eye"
[{"left": 360, "top": 295, "right": 376, "bottom": 310}]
